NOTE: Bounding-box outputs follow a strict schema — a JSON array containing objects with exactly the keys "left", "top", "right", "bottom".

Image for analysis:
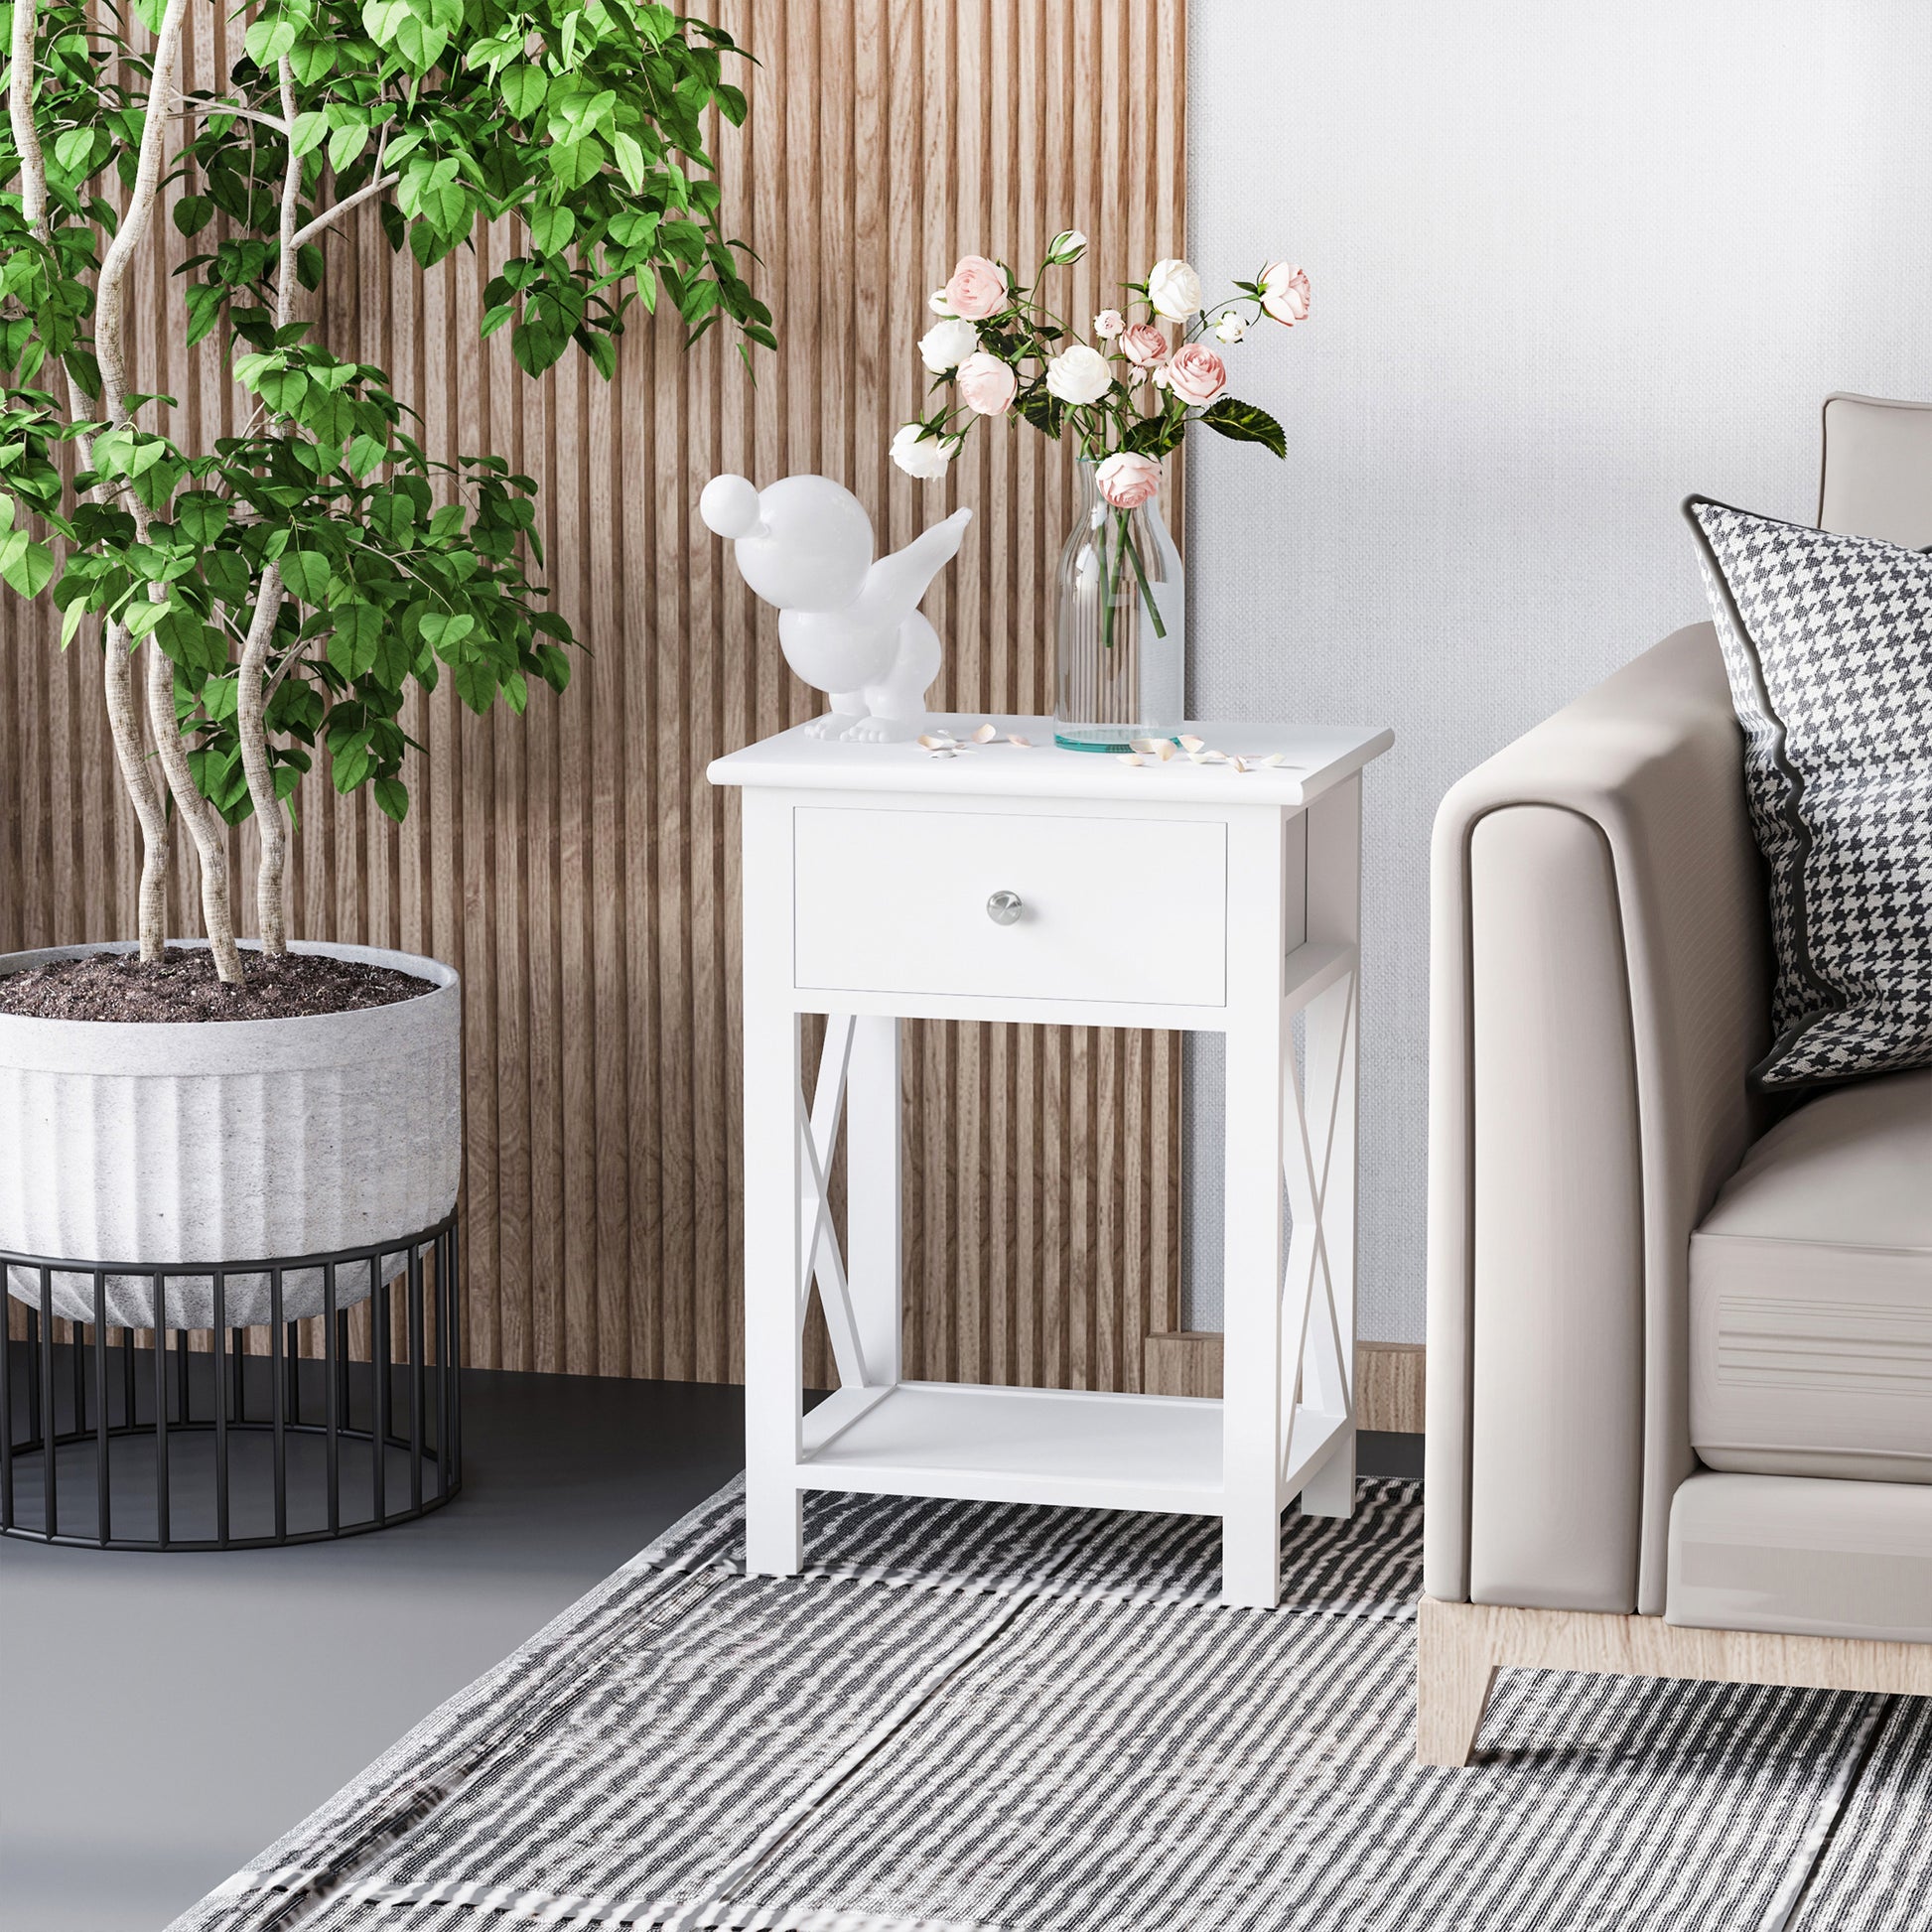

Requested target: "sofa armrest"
[{"left": 1424, "top": 624, "right": 1772, "bottom": 1615}]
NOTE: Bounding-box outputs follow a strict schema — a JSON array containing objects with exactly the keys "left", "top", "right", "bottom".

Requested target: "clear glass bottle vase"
[{"left": 1053, "top": 456, "right": 1184, "bottom": 752}]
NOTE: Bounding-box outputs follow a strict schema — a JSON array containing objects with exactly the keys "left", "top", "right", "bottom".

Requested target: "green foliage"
[
  {"left": 0, "top": 0, "right": 765, "bottom": 830},
  {"left": 175, "top": 0, "right": 772, "bottom": 370},
  {"left": 48, "top": 344, "right": 569, "bottom": 821},
  {"left": 1011, "top": 383, "right": 1065, "bottom": 442},
  {"left": 1196, "top": 396, "right": 1285, "bottom": 458},
  {"left": 1120, "top": 411, "right": 1184, "bottom": 461}
]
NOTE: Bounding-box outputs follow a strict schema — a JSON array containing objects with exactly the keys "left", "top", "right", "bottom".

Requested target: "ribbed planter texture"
[{"left": 0, "top": 940, "right": 461, "bottom": 1328}]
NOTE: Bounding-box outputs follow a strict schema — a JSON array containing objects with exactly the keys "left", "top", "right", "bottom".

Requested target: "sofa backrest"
[{"left": 1818, "top": 393, "right": 1932, "bottom": 546}]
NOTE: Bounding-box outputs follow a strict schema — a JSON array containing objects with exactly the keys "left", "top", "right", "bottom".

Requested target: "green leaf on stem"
[
  {"left": 1197, "top": 396, "right": 1287, "bottom": 458},
  {"left": 499, "top": 63, "right": 548, "bottom": 118},
  {"left": 121, "top": 596, "right": 171, "bottom": 639},
  {"left": 290, "top": 111, "right": 332, "bottom": 158},
  {"left": 279, "top": 550, "right": 334, "bottom": 604},
  {"left": 1122, "top": 414, "right": 1184, "bottom": 461},
  {"left": 327, "top": 120, "right": 369, "bottom": 172},
  {"left": 528, "top": 204, "right": 576, "bottom": 255},
  {"left": 419, "top": 609, "right": 476, "bottom": 650},
  {"left": 451, "top": 651, "right": 498, "bottom": 713},
  {"left": 175, "top": 492, "right": 229, "bottom": 544},
  {"left": 243, "top": 14, "right": 298, "bottom": 67},
  {"left": 63, "top": 348, "right": 103, "bottom": 400},
  {"left": 203, "top": 551, "right": 252, "bottom": 607},
  {"left": 328, "top": 602, "right": 383, "bottom": 677},
  {"left": 1013, "top": 383, "right": 1064, "bottom": 440},
  {"left": 0, "top": 530, "right": 55, "bottom": 598},
  {"left": 290, "top": 38, "right": 337, "bottom": 84},
  {"left": 611, "top": 129, "right": 647, "bottom": 192}
]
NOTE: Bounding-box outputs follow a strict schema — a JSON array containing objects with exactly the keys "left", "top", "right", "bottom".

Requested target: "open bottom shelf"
[{"left": 797, "top": 1380, "right": 1225, "bottom": 1514}]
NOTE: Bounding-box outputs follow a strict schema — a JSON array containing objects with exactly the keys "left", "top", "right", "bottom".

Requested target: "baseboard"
[
  {"left": 1142, "top": 1332, "right": 1426, "bottom": 1433},
  {"left": 1415, "top": 1593, "right": 1932, "bottom": 1766},
  {"left": 1141, "top": 1330, "right": 1227, "bottom": 1399}
]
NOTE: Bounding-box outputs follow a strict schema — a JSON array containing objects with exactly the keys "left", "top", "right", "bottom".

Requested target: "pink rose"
[
  {"left": 1165, "top": 342, "right": 1227, "bottom": 406},
  {"left": 1260, "top": 261, "right": 1311, "bottom": 325},
  {"left": 956, "top": 350, "right": 1017, "bottom": 416},
  {"left": 943, "top": 254, "right": 1010, "bottom": 321},
  {"left": 1096, "top": 452, "right": 1162, "bottom": 509},
  {"left": 1119, "top": 322, "right": 1168, "bottom": 368},
  {"left": 1092, "top": 309, "right": 1126, "bottom": 339}
]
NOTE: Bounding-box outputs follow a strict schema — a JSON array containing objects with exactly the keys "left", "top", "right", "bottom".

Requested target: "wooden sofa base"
[{"left": 1416, "top": 1594, "right": 1932, "bottom": 1767}]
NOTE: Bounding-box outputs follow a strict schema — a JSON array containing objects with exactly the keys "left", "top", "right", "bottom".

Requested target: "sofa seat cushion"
[
  {"left": 1667, "top": 1471, "right": 1932, "bottom": 1642},
  {"left": 1691, "top": 1068, "right": 1932, "bottom": 1482}
]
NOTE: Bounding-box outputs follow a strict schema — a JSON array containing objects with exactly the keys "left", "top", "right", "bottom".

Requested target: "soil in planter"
[{"left": 0, "top": 948, "right": 433, "bottom": 1023}]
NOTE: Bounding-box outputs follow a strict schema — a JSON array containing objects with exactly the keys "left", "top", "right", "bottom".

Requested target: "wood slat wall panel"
[{"left": 1, "top": 0, "right": 1187, "bottom": 1391}]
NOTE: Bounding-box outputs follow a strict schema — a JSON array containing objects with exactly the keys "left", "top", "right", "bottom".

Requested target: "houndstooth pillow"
[{"left": 1685, "top": 496, "right": 1932, "bottom": 1087}]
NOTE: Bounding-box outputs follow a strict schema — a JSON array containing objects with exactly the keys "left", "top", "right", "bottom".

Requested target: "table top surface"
[{"left": 708, "top": 715, "right": 1394, "bottom": 808}]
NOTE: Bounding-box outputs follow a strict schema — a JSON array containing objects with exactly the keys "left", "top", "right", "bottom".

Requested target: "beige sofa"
[{"left": 1417, "top": 394, "right": 1932, "bottom": 1766}]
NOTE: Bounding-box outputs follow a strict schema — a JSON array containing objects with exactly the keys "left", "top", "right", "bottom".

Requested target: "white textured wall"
[{"left": 1183, "top": 1, "right": 1932, "bottom": 1338}]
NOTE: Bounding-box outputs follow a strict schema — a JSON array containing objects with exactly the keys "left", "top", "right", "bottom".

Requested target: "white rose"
[
  {"left": 1145, "top": 257, "right": 1202, "bottom": 321},
  {"left": 1043, "top": 343, "right": 1112, "bottom": 406},
  {"left": 928, "top": 287, "right": 955, "bottom": 316},
  {"left": 891, "top": 424, "right": 959, "bottom": 481},
  {"left": 1092, "top": 308, "right": 1125, "bottom": 338},
  {"left": 1047, "top": 227, "right": 1087, "bottom": 264},
  {"left": 1213, "top": 310, "right": 1248, "bottom": 344},
  {"left": 918, "top": 317, "right": 981, "bottom": 373}
]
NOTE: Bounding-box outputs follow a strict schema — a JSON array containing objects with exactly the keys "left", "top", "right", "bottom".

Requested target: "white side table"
[{"left": 708, "top": 715, "right": 1393, "bottom": 1607}]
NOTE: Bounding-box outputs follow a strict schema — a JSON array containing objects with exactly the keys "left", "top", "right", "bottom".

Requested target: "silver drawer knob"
[{"left": 986, "top": 890, "right": 1024, "bottom": 926}]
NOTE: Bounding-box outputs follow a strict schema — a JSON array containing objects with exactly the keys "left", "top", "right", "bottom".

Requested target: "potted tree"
[{"left": 0, "top": 0, "right": 768, "bottom": 1324}]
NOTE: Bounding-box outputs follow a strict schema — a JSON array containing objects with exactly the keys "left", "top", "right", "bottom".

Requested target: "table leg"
[
  {"left": 845, "top": 1015, "right": 902, "bottom": 1388},
  {"left": 745, "top": 998, "right": 803, "bottom": 1576},
  {"left": 1296, "top": 971, "right": 1358, "bottom": 1517},
  {"left": 1220, "top": 814, "right": 1291, "bottom": 1609},
  {"left": 1299, "top": 776, "right": 1361, "bottom": 1520}
]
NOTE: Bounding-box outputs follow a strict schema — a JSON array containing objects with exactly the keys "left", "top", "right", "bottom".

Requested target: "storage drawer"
[{"left": 792, "top": 806, "right": 1227, "bottom": 1007}]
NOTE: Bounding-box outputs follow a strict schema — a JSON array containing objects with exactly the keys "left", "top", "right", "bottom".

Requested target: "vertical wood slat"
[{"left": 0, "top": 1, "right": 1186, "bottom": 1390}]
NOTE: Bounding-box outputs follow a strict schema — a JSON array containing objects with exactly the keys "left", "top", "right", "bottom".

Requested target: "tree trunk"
[
  {"left": 104, "top": 623, "right": 172, "bottom": 958},
  {"left": 93, "top": 0, "right": 243, "bottom": 977},
  {"left": 8, "top": 0, "right": 45, "bottom": 225},
  {"left": 11, "top": 0, "right": 172, "bottom": 959},
  {"left": 228, "top": 56, "right": 306, "bottom": 956},
  {"left": 236, "top": 564, "right": 288, "bottom": 951},
  {"left": 145, "top": 641, "right": 242, "bottom": 982}
]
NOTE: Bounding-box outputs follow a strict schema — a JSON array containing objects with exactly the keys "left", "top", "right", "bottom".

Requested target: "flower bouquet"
[{"left": 892, "top": 231, "right": 1309, "bottom": 749}]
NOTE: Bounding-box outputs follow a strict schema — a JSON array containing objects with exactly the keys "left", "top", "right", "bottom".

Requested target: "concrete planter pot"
[{"left": 0, "top": 940, "right": 461, "bottom": 1328}]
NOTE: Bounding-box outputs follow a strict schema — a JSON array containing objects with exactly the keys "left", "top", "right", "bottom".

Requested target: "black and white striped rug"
[{"left": 169, "top": 1478, "right": 1931, "bottom": 1932}]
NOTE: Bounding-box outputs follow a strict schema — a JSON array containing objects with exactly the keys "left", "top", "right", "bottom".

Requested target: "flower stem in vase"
[
  {"left": 1121, "top": 521, "right": 1168, "bottom": 639},
  {"left": 1100, "top": 506, "right": 1130, "bottom": 652}
]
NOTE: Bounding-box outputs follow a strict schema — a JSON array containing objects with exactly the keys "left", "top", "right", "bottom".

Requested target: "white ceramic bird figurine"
[{"left": 699, "top": 473, "right": 971, "bottom": 743}]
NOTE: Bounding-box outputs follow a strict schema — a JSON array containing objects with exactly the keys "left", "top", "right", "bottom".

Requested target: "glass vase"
[{"left": 1053, "top": 456, "right": 1184, "bottom": 752}]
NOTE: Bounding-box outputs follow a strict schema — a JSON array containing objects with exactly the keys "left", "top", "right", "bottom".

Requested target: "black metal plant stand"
[{"left": 0, "top": 1211, "right": 461, "bottom": 1550}]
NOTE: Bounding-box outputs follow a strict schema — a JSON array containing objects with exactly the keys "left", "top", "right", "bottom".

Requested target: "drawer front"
[{"left": 793, "top": 806, "right": 1227, "bottom": 1007}]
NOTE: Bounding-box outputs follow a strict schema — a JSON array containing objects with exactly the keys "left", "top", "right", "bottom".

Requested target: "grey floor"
[{"left": 0, "top": 1369, "right": 1421, "bottom": 1932}]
